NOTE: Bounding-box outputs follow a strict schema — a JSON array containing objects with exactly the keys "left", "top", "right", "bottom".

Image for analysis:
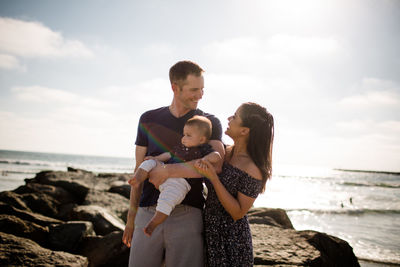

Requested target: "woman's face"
[{"left": 225, "top": 107, "right": 245, "bottom": 138}]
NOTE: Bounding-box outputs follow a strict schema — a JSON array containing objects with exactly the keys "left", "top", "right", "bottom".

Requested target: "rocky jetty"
[{"left": 0, "top": 169, "right": 360, "bottom": 266}]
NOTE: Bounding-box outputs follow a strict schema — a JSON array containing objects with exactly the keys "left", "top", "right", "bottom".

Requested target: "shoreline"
[
  {"left": 358, "top": 258, "right": 400, "bottom": 267},
  {"left": 334, "top": 168, "right": 400, "bottom": 176}
]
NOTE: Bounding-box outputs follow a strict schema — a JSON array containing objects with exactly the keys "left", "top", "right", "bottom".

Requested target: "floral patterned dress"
[{"left": 204, "top": 163, "right": 263, "bottom": 267}]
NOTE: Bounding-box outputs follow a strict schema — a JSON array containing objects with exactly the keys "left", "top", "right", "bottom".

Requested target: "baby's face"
[{"left": 182, "top": 125, "right": 206, "bottom": 148}]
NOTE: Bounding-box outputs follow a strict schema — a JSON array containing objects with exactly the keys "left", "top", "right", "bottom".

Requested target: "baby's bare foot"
[{"left": 143, "top": 211, "right": 168, "bottom": 237}]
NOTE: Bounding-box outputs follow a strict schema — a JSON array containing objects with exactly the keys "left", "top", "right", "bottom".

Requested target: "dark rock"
[
  {"left": 20, "top": 192, "right": 59, "bottom": 218},
  {"left": 109, "top": 180, "right": 131, "bottom": 199},
  {"left": 48, "top": 221, "right": 95, "bottom": 253},
  {"left": 0, "top": 202, "right": 62, "bottom": 227},
  {"left": 0, "top": 169, "right": 360, "bottom": 267},
  {"left": 299, "top": 230, "right": 360, "bottom": 267},
  {"left": 0, "top": 191, "right": 30, "bottom": 211},
  {"left": 251, "top": 224, "right": 321, "bottom": 266},
  {"left": 0, "top": 232, "right": 88, "bottom": 266},
  {"left": 83, "top": 189, "right": 129, "bottom": 221},
  {"left": 1, "top": 190, "right": 60, "bottom": 218},
  {"left": 14, "top": 182, "right": 77, "bottom": 204},
  {"left": 0, "top": 214, "right": 49, "bottom": 247},
  {"left": 248, "top": 208, "right": 294, "bottom": 229},
  {"left": 70, "top": 205, "right": 125, "bottom": 235},
  {"left": 58, "top": 202, "right": 78, "bottom": 221},
  {"left": 32, "top": 170, "right": 92, "bottom": 203},
  {"left": 79, "top": 231, "right": 130, "bottom": 267},
  {"left": 68, "top": 167, "right": 92, "bottom": 173}
]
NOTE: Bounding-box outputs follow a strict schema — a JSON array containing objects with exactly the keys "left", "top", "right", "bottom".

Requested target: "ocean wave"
[
  {"left": 341, "top": 181, "right": 400, "bottom": 189},
  {"left": 287, "top": 208, "right": 400, "bottom": 215},
  {"left": 1, "top": 170, "right": 38, "bottom": 175},
  {"left": 0, "top": 159, "right": 54, "bottom": 167}
]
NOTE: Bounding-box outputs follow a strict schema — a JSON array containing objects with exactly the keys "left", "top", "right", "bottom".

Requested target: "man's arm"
[
  {"left": 149, "top": 140, "right": 225, "bottom": 189},
  {"left": 122, "top": 145, "right": 147, "bottom": 247}
]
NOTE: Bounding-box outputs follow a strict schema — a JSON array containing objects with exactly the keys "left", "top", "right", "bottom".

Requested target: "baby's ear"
[{"left": 200, "top": 136, "right": 207, "bottom": 144}]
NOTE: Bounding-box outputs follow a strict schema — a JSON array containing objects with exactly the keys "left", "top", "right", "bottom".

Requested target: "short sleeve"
[
  {"left": 238, "top": 175, "right": 263, "bottom": 198},
  {"left": 209, "top": 116, "right": 222, "bottom": 141},
  {"left": 135, "top": 113, "right": 148, "bottom": 147}
]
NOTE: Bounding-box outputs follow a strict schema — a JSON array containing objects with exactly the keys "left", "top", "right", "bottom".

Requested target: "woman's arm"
[{"left": 195, "top": 160, "right": 257, "bottom": 221}]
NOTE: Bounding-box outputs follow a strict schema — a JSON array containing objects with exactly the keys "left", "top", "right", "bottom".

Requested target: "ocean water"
[
  {"left": 0, "top": 149, "right": 133, "bottom": 191},
  {"left": 254, "top": 164, "right": 400, "bottom": 265},
  {"left": 1, "top": 150, "right": 399, "bottom": 265}
]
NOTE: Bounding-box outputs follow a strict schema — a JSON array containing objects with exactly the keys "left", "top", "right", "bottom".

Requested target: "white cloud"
[
  {"left": 0, "top": 17, "right": 93, "bottom": 58},
  {"left": 0, "top": 53, "right": 25, "bottom": 70},
  {"left": 336, "top": 119, "right": 400, "bottom": 136},
  {"left": 339, "top": 79, "right": 400, "bottom": 108},
  {"left": 202, "top": 34, "right": 342, "bottom": 72},
  {"left": 11, "top": 86, "right": 111, "bottom": 108}
]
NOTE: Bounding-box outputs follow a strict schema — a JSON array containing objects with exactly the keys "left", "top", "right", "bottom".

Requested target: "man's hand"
[
  {"left": 122, "top": 208, "right": 136, "bottom": 247},
  {"left": 148, "top": 161, "right": 169, "bottom": 189}
]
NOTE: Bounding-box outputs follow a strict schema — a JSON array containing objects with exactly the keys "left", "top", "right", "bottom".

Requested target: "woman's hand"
[{"left": 194, "top": 159, "right": 219, "bottom": 182}]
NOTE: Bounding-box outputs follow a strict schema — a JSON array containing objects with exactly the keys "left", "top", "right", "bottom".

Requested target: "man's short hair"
[
  {"left": 185, "top": 115, "right": 212, "bottom": 140},
  {"left": 169, "top": 61, "right": 204, "bottom": 86}
]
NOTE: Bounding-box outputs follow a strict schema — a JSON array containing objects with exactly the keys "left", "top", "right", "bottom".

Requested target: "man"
[{"left": 122, "top": 60, "right": 224, "bottom": 267}]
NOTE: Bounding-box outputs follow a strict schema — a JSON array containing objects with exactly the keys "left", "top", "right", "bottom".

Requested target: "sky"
[{"left": 0, "top": 0, "right": 399, "bottom": 172}]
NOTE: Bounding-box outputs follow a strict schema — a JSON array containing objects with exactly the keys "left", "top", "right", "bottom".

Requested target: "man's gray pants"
[{"left": 128, "top": 204, "right": 204, "bottom": 267}]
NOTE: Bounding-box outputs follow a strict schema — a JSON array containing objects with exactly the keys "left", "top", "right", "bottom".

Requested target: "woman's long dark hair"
[{"left": 239, "top": 102, "right": 274, "bottom": 192}]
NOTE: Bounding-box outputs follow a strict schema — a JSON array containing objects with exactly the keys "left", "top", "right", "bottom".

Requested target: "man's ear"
[{"left": 171, "top": 82, "right": 179, "bottom": 94}]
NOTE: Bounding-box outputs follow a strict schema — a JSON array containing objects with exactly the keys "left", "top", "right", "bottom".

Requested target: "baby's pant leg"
[{"left": 156, "top": 178, "right": 191, "bottom": 215}]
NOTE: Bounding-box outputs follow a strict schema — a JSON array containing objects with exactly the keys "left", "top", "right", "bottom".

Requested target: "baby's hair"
[{"left": 185, "top": 115, "right": 212, "bottom": 141}]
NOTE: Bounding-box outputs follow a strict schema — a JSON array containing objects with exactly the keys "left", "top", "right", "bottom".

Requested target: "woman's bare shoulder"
[
  {"left": 242, "top": 160, "right": 263, "bottom": 181},
  {"left": 232, "top": 157, "right": 262, "bottom": 181}
]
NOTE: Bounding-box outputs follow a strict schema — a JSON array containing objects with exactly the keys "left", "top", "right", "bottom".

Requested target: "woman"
[{"left": 195, "top": 102, "right": 274, "bottom": 266}]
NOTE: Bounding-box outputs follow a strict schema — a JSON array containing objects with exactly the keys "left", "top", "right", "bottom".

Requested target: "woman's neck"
[{"left": 231, "top": 141, "right": 248, "bottom": 158}]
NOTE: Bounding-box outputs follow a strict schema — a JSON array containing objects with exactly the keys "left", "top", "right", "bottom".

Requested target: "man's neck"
[{"left": 169, "top": 102, "right": 193, "bottom": 118}]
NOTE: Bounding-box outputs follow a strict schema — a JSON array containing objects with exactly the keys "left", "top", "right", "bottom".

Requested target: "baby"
[{"left": 128, "top": 115, "right": 221, "bottom": 236}]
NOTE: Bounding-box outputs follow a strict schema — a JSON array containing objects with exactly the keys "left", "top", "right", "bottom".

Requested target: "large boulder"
[
  {"left": 0, "top": 191, "right": 31, "bottom": 211},
  {"left": 79, "top": 231, "right": 130, "bottom": 266},
  {"left": 250, "top": 208, "right": 360, "bottom": 267},
  {"left": 48, "top": 221, "right": 95, "bottom": 253},
  {"left": 108, "top": 180, "right": 131, "bottom": 199},
  {"left": 83, "top": 189, "right": 129, "bottom": 221},
  {"left": 248, "top": 208, "right": 294, "bottom": 229},
  {"left": 251, "top": 224, "right": 320, "bottom": 266},
  {"left": 0, "top": 214, "right": 49, "bottom": 247},
  {"left": 0, "top": 202, "right": 62, "bottom": 227},
  {"left": 14, "top": 182, "right": 77, "bottom": 204},
  {"left": 299, "top": 230, "right": 360, "bottom": 267},
  {"left": 70, "top": 205, "right": 125, "bottom": 235},
  {"left": 0, "top": 232, "right": 88, "bottom": 266},
  {"left": 30, "top": 170, "right": 92, "bottom": 203}
]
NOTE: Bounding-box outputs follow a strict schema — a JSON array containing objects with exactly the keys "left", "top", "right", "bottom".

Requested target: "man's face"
[{"left": 175, "top": 74, "right": 204, "bottom": 110}]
